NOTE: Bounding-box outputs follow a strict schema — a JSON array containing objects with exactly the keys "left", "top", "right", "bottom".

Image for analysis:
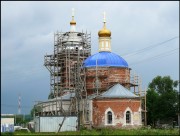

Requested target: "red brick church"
[{"left": 83, "top": 13, "right": 142, "bottom": 128}]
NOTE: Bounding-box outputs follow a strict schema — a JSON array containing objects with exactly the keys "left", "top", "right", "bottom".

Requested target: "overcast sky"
[{"left": 1, "top": 1, "right": 179, "bottom": 114}]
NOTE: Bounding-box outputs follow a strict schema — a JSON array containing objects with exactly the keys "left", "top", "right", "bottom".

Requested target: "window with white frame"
[
  {"left": 105, "top": 108, "right": 114, "bottom": 125},
  {"left": 107, "top": 111, "right": 112, "bottom": 124},
  {"left": 126, "top": 111, "right": 131, "bottom": 124}
]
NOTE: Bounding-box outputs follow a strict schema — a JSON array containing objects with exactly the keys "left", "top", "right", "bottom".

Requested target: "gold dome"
[
  {"left": 70, "top": 20, "right": 76, "bottom": 25},
  {"left": 98, "top": 27, "right": 111, "bottom": 37},
  {"left": 98, "top": 12, "right": 111, "bottom": 37},
  {"left": 70, "top": 8, "right": 76, "bottom": 25}
]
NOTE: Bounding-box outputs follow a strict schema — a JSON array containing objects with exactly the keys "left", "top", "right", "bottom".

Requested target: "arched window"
[
  {"left": 126, "top": 111, "right": 131, "bottom": 124},
  {"left": 107, "top": 111, "right": 112, "bottom": 124}
]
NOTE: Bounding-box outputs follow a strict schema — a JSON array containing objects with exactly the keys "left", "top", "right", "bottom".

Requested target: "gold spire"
[
  {"left": 70, "top": 8, "right": 76, "bottom": 25},
  {"left": 98, "top": 12, "right": 111, "bottom": 37}
]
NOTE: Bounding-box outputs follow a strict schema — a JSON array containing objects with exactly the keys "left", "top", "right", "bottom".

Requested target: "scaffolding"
[
  {"left": 43, "top": 31, "right": 91, "bottom": 117},
  {"left": 133, "top": 74, "right": 147, "bottom": 126}
]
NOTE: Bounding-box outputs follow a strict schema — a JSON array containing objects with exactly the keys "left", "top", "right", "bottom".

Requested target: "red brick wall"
[
  {"left": 92, "top": 98, "right": 141, "bottom": 127},
  {"left": 86, "top": 67, "right": 130, "bottom": 95}
]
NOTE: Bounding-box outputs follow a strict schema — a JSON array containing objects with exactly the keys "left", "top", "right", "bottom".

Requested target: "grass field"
[{"left": 1, "top": 128, "right": 179, "bottom": 135}]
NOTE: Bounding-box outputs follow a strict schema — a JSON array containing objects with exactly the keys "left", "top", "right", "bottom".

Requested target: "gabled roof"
[{"left": 98, "top": 84, "right": 138, "bottom": 98}]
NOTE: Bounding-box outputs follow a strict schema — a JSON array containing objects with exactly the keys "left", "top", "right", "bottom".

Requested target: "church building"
[{"left": 84, "top": 12, "right": 142, "bottom": 128}]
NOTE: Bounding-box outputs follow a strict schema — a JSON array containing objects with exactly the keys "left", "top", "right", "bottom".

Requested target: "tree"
[
  {"left": 146, "top": 76, "right": 179, "bottom": 127},
  {"left": 146, "top": 89, "right": 159, "bottom": 127}
]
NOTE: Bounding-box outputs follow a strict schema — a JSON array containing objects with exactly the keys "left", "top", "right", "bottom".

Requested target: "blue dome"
[{"left": 83, "top": 51, "right": 128, "bottom": 68}]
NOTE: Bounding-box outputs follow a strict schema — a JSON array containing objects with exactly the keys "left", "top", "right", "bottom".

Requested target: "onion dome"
[
  {"left": 98, "top": 28, "right": 111, "bottom": 37},
  {"left": 98, "top": 12, "right": 111, "bottom": 37},
  {"left": 70, "top": 20, "right": 76, "bottom": 25}
]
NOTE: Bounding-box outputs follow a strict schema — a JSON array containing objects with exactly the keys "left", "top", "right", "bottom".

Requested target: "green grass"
[{"left": 1, "top": 128, "right": 179, "bottom": 135}]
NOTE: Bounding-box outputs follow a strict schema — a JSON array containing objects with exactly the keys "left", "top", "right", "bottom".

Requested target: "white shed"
[{"left": 1, "top": 114, "right": 14, "bottom": 132}]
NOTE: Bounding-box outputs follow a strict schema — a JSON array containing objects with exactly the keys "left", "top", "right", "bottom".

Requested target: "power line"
[
  {"left": 122, "top": 36, "right": 179, "bottom": 57},
  {"left": 130, "top": 48, "right": 178, "bottom": 66},
  {"left": 129, "top": 48, "right": 179, "bottom": 66}
]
